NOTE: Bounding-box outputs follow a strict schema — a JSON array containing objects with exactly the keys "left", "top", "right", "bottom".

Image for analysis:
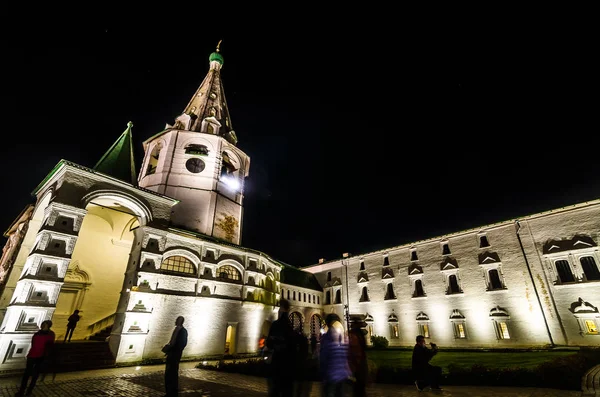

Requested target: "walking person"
[
  {"left": 266, "top": 298, "right": 296, "bottom": 397},
  {"left": 162, "top": 316, "right": 188, "bottom": 397},
  {"left": 319, "top": 313, "right": 351, "bottom": 397},
  {"left": 348, "top": 316, "right": 368, "bottom": 397},
  {"left": 412, "top": 335, "right": 442, "bottom": 391},
  {"left": 15, "top": 320, "right": 55, "bottom": 396},
  {"left": 64, "top": 309, "right": 80, "bottom": 342}
]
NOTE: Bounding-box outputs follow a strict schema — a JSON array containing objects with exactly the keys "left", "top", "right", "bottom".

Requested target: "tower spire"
[
  {"left": 94, "top": 121, "right": 137, "bottom": 185},
  {"left": 175, "top": 41, "right": 238, "bottom": 145}
]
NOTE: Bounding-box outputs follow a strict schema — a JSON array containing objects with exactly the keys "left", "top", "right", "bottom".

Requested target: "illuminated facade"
[
  {"left": 1, "top": 44, "right": 599, "bottom": 373},
  {"left": 303, "top": 201, "right": 600, "bottom": 348},
  {"left": 0, "top": 46, "right": 323, "bottom": 371}
]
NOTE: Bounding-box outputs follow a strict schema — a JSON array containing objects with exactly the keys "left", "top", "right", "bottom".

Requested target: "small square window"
[
  {"left": 45, "top": 267, "right": 52, "bottom": 272},
  {"left": 16, "top": 348, "right": 23, "bottom": 354},
  {"left": 36, "top": 292, "right": 42, "bottom": 297},
  {"left": 129, "top": 345, "right": 134, "bottom": 349},
  {"left": 479, "top": 235, "right": 490, "bottom": 248},
  {"left": 61, "top": 220, "right": 68, "bottom": 225},
  {"left": 442, "top": 243, "right": 450, "bottom": 255},
  {"left": 585, "top": 320, "right": 599, "bottom": 334},
  {"left": 28, "top": 317, "right": 35, "bottom": 323},
  {"left": 54, "top": 243, "right": 60, "bottom": 248}
]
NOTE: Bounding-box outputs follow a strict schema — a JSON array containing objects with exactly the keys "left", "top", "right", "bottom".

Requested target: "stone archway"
[{"left": 53, "top": 193, "right": 148, "bottom": 341}]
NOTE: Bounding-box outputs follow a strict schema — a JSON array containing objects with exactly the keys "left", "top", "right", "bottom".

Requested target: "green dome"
[{"left": 209, "top": 52, "right": 224, "bottom": 65}]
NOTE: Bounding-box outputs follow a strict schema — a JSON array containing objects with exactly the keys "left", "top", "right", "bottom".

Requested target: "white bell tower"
[{"left": 138, "top": 42, "right": 250, "bottom": 245}]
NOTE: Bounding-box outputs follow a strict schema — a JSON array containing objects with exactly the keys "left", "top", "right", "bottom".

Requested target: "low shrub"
[
  {"left": 370, "top": 335, "right": 389, "bottom": 349},
  {"left": 196, "top": 347, "right": 600, "bottom": 391}
]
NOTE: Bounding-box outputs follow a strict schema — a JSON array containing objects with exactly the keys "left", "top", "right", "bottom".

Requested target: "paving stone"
[{"left": 0, "top": 363, "right": 584, "bottom": 397}]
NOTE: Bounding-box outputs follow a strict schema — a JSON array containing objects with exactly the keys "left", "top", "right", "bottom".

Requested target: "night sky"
[{"left": 1, "top": 23, "right": 598, "bottom": 268}]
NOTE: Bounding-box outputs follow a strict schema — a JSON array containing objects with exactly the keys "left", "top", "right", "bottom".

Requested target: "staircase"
[
  {"left": 50, "top": 340, "right": 116, "bottom": 373},
  {"left": 88, "top": 324, "right": 113, "bottom": 341}
]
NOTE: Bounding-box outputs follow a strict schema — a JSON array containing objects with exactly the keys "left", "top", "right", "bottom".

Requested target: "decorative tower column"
[
  {"left": 137, "top": 42, "right": 250, "bottom": 245},
  {"left": 0, "top": 202, "right": 86, "bottom": 370}
]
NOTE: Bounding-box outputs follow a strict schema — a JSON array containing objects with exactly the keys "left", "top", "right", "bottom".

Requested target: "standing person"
[
  {"left": 348, "top": 316, "right": 368, "bottom": 397},
  {"left": 162, "top": 316, "right": 188, "bottom": 397},
  {"left": 15, "top": 320, "right": 55, "bottom": 397},
  {"left": 412, "top": 335, "right": 442, "bottom": 391},
  {"left": 310, "top": 334, "right": 317, "bottom": 358},
  {"left": 266, "top": 298, "right": 296, "bottom": 397},
  {"left": 319, "top": 313, "right": 351, "bottom": 397},
  {"left": 64, "top": 309, "right": 80, "bottom": 342}
]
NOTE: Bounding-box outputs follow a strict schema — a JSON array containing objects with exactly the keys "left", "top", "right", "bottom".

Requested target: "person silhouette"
[
  {"left": 15, "top": 320, "right": 55, "bottom": 396},
  {"left": 162, "top": 316, "right": 188, "bottom": 397},
  {"left": 64, "top": 309, "right": 80, "bottom": 342},
  {"left": 266, "top": 298, "right": 296, "bottom": 397},
  {"left": 348, "top": 316, "right": 368, "bottom": 397}
]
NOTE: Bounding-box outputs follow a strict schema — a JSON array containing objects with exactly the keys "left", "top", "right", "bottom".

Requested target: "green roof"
[
  {"left": 94, "top": 121, "right": 137, "bottom": 185},
  {"left": 281, "top": 265, "right": 323, "bottom": 291}
]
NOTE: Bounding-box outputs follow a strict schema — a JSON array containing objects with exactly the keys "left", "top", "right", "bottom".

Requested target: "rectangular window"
[
  {"left": 390, "top": 324, "right": 399, "bottom": 338},
  {"left": 453, "top": 322, "right": 466, "bottom": 338},
  {"left": 498, "top": 322, "right": 510, "bottom": 339},
  {"left": 420, "top": 324, "right": 430, "bottom": 338},
  {"left": 585, "top": 320, "right": 599, "bottom": 334}
]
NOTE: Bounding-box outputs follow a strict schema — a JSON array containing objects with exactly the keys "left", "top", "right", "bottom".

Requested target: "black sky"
[{"left": 1, "top": 21, "right": 598, "bottom": 268}]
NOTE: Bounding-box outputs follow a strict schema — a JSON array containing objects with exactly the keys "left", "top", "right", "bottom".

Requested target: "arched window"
[
  {"left": 385, "top": 283, "right": 396, "bottom": 300},
  {"left": 310, "top": 314, "right": 323, "bottom": 337},
  {"left": 414, "top": 279, "right": 425, "bottom": 297},
  {"left": 146, "top": 144, "right": 162, "bottom": 176},
  {"left": 448, "top": 275, "right": 461, "bottom": 294},
  {"left": 217, "top": 265, "right": 240, "bottom": 281},
  {"left": 160, "top": 256, "right": 196, "bottom": 275},
  {"left": 289, "top": 312, "right": 303, "bottom": 332},
  {"left": 360, "top": 287, "right": 369, "bottom": 302},
  {"left": 325, "top": 290, "right": 331, "bottom": 305},
  {"left": 488, "top": 269, "right": 503, "bottom": 290},
  {"left": 581, "top": 256, "right": 600, "bottom": 281},
  {"left": 555, "top": 260, "right": 575, "bottom": 283},
  {"left": 334, "top": 290, "right": 341, "bottom": 304}
]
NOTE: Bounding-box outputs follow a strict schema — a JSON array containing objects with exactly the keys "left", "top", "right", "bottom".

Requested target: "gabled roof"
[
  {"left": 281, "top": 265, "right": 323, "bottom": 292},
  {"left": 93, "top": 121, "right": 137, "bottom": 185}
]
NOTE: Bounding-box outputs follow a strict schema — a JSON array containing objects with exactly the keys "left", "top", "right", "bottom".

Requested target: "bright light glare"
[
  {"left": 135, "top": 366, "right": 141, "bottom": 370},
  {"left": 222, "top": 175, "right": 240, "bottom": 190},
  {"left": 202, "top": 361, "right": 208, "bottom": 366}
]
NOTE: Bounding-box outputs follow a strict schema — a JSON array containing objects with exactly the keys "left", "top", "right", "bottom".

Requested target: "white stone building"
[
  {"left": 0, "top": 46, "right": 323, "bottom": 371},
  {"left": 0, "top": 44, "right": 599, "bottom": 372},
  {"left": 303, "top": 202, "right": 600, "bottom": 349}
]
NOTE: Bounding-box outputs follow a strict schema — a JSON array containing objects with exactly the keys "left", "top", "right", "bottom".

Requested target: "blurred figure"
[
  {"left": 293, "top": 329, "right": 311, "bottom": 397},
  {"left": 319, "top": 313, "right": 351, "bottom": 397},
  {"left": 266, "top": 298, "right": 296, "bottom": 397},
  {"left": 348, "top": 316, "right": 368, "bottom": 397},
  {"left": 258, "top": 335, "right": 266, "bottom": 356},
  {"left": 162, "top": 316, "right": 188, "bottom": 397},
  {"left": 310, "top": 334, "right": 318, "bottom": 358},
  {"left": 412, "top": 335, "right": 442, "bottom": 391},
  {"left": 64, "top": 309, "right": 80, "bottom": 342},
  {"left": 15, "top": 320, "right": 55, "bottom": 397}
]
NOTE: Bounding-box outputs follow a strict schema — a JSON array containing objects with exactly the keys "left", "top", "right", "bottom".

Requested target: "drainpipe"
[
  {"left": 343, "top": 255, "right": 351, "bottom": 334},
  {"left": 515, "top": 220, "right": 555, "bottom": 347}
]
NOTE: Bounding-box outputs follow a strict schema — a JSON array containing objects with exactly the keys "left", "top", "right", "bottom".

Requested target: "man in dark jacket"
[
  {"left": 64, "top": 309, "right": 80, "bottom": 342},
  {"left": 16, "top": 320, "right": 55, "bottom": 396},
  {"left": 412, "top": 335, "right": 442, "bottom": 391},
  {"left": 163, "top": 316, "right": 188, "bottom": 397},
  {"left": 348, "top": 316, "right": 368, "bottom": 397},
  {"left": 266, "top": 298, "right": 296, "bottom": 397}
]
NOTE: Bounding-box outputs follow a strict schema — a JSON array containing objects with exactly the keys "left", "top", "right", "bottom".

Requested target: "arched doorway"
[
  {"left": 53, "top": 193, "right": 148, "bottom": 342},
  {"left": 224, "top": 324, "right": 238, "bottom": 355}
]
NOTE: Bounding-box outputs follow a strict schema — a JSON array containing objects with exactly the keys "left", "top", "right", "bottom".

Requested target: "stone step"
[{"left": 47, "top": 341, "right": 116, "bottom": 373}]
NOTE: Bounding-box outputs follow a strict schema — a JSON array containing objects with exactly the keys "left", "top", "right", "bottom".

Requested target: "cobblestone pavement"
[{"left": 0, "top": 362, "right": 583, "bottom": 396}]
